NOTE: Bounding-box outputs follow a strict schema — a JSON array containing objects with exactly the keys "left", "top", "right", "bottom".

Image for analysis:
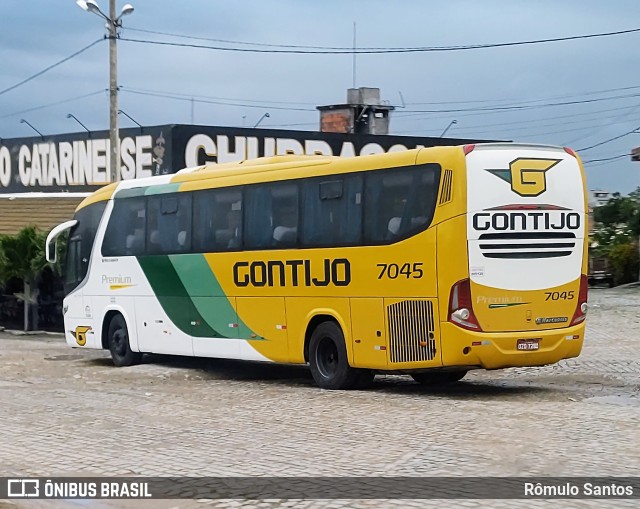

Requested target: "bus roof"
[{"left": 74, "top": 143, "right": 576, "bottom": 212}]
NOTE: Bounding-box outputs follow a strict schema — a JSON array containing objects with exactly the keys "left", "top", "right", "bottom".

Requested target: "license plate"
[{"left": 517, "top": 339, "right": 540, "bottom": 351}]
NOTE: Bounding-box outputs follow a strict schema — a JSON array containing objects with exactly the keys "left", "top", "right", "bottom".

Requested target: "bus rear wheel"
[
  {"left": 309, "top": 321, "right": 372, "bottom": 390},
  {"left": 107, "top": 314, "right": 142, "bottom": 367},
  {"left": 411, "top": 371, "right": 467, "bottom": 385}
]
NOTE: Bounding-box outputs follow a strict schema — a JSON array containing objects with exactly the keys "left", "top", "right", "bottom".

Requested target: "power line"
[
  {"left": 399, "top": 92, "right": 640, "bottom": 114},
  {"left": 263, "top": 121, "right": 318, "bottom": 128},
  {"left": 583, "top": 154, "right": 630, "bottom": 164},
  {"left": 120, "top": 26, "right": 640, "bottom": 55},
  {"left": 396, "top": 108, "right": 640, "bottom": 136},
  {"left": 122, "top": 26, "right": 640, "bottom": 53},
  {"left": 0, "top": 90, "right": 105, "bottom": 120},
  {"left": 578, "top": 125, "right": 640, "bottom": 151},
  {"left": 0, "top": 39, "right": 103, "bottom": 97},
  {"left": 126, "top": 27, "right": 363, "bottom": 50},
  {"left": 562, "top": 101, "right": 640, "bottom": 146},
  {"left": 120, "top": 85, "right": 317, "bottom": 107},
  {"left": 394, "top": 101, "right": 640, "bottom": 126},
  {"left": 405, "top": 84, "right": 640, "bottom": 107},
  {"left": 121, "top": 88, "right": 316, "bottom": 112}
]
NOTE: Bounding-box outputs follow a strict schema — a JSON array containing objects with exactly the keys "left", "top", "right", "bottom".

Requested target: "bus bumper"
[{"left": 439, "top": 321, "right": 585, "bottom": 370}]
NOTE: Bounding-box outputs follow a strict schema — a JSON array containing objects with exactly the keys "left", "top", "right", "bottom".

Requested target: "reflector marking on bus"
[
  {"left": 276, "top": 325, "right": 287, "bottom": 330},
  {"left": 486, "top": 204, "right": 569, "bottom": 211}
]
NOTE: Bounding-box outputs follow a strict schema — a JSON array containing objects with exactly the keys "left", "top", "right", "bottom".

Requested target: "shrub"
[{"left": 608, "top": 242, "right": 639, "bottom": 285}]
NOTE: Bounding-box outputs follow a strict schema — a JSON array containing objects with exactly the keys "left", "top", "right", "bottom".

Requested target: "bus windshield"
[{"left": 63, "top": 202, "right": 107, "bottom": 295}]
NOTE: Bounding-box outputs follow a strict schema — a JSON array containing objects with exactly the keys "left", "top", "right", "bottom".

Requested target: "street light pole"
[
  {"left": 118, "top": 109, "right": 142, "bottom": 129},
  {"left": 67, "top": 113, "right": 91, "bottom": 136},
  {"left": 253, "top": 112, "right": 270, "bottom": 128},
  {"left": 77, "top": 0, "right": 134, "bottom": 183},
  {"left": 20, "top": 119, "right": 44, "bottom": 139},
  {"left": 439, "top": 119, "right": 457, "bottom": 138}
]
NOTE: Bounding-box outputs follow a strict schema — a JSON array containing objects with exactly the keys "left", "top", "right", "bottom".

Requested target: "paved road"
[{"left": 0, "top": 287, "right": 639, "bottom": 509}]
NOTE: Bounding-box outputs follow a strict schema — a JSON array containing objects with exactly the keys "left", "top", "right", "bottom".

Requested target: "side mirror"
[
  {"left": 46, "top": 219, "right": 78, "bottom": 264},
  {"left": 47, "top": 240, "right": 58, "bottom": 264}
]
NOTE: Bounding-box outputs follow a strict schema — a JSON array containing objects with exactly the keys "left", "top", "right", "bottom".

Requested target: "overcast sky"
[{"left": 1, "top": 0, "right": 640, "bottom": 193}]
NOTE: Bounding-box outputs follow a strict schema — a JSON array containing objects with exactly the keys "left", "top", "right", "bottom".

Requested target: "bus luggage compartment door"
[{"left": 350, "top": 298, "right": 388, "bottom": 369}]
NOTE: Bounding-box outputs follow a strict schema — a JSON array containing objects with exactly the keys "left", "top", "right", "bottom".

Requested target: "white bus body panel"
[{"left": 466, "top": 144, "right": 585, "bottom": 291}]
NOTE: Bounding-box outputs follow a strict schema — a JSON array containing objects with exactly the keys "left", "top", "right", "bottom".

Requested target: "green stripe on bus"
[
  {"left": 145, "top": 183, "right": 182, "bottom": 195},
  {"left": 168, "top": 254, "right": 260, "bottom": 340},
  {"left": 114, "top": 187, "right": 147, "bottom": 199},
  {"left": 137, "top": 255, "right": 220, "bottom": 338}
]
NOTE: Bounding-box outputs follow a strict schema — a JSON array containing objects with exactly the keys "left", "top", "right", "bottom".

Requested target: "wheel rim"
[
  {"left": 316, "top": 336, "right": 339, "bottom": 379},
  {"left": 112, "top": 326, "right": 127, "bottom": 358}
]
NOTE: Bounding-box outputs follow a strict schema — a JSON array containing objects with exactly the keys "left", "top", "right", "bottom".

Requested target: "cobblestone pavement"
[{"left": 0, "top": 288, "right": 639, "bottom": 509}]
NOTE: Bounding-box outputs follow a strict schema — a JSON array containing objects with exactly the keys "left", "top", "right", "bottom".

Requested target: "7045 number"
[
  {"left": 377, "top": 263, "right": 424, "bottom": 279},
  {"left": 544, "top": 291, "right": 575, "bottom": 301}
]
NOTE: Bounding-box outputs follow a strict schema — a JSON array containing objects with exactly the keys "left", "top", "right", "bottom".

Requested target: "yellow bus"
[{"left": 46, "top": 143, "right": 588, "bottom": 389}]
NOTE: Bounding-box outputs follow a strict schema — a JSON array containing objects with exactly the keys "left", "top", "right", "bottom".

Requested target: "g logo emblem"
[
  {"left": 487, "top": 158, "right": 561, "bottom": 197},
  {"left": 74, "top": 326, "right": 92, "bottom": 346}
]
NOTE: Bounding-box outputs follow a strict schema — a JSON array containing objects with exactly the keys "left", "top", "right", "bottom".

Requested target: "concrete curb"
[
  {"left": 616, "top": 281, "right": 640, "bottom": 289},
  {"left": 0, "top": 329, "right": 64, "bottom": 337}
]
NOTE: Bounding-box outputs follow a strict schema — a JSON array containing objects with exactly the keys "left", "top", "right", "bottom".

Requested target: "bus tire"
[
  {"left": 309, "top": 321, "right": 365, "bottom": 390},
  {"left": 411, "top": 370, "right": 467, "bottom": 385},
  {"left": 107, "top": 314, "right": 142, "bottom": 367}
]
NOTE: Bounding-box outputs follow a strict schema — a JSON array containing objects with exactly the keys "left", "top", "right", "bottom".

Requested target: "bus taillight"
[
  {"left": 570, "top": 274, "right": 589, "bottom": 325},
  {"left": 463, "top": 144, "right": 476, "bottom": 155},
  {"left": 448, "top": 278, "right": 481, "bottom": 331}
]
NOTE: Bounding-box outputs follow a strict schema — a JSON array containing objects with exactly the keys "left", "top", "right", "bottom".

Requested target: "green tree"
[
  {"left": 0, "top": 226, "right": 50, "bottom": 331},
  {"left": 592, "top": 187, "right": 640, "bottom": 282},
  {"left": 593, "top": 192, "right": 640, "bottom": 233},
  {"left": 609, "top": 243, "right": 640, "bottom": 285}
]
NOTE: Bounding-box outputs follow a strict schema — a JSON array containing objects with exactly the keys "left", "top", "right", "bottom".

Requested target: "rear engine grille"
[
  {"left": 387, "top": 300, "right": 436, "bottom": 363},
  {"left": 439, "top": 169, "right": 453, "bottom": 205},
  {"left": 478, "top": 232, "right": 576, "bottom": 259}
]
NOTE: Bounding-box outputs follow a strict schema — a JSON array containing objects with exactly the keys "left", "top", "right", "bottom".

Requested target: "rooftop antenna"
[
  {"left": 352, "top": 22, "right": 357, "bottom": 89},
  {"left": 398, "top": 91, "right": 406, "bottom": 108}
]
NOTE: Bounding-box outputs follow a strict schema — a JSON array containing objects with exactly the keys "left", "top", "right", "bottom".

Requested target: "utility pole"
[
  {"left": 108, "top": 0, "right": 119, "bottom": 183},
  {"left": 77, "top": 0, "right": 134, "bottom": 183}
]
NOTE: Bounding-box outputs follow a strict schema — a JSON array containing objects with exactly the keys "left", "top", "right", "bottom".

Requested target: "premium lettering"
[{"left": 234, "top": 258, "right": 351, "bottom": 287}]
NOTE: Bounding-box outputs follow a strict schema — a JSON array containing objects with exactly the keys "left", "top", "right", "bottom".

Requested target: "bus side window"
[
  {"left": 364, "top": 164, "right": 441, "bottom": 243},
  {"left": 146, "top": 193, "right": 192, "bottom": 254},
  {"left": 193, "top": 187, "right": 243, "bottom": 252},
  {"left": 302, "top": 174, "right": 362, "bottom": 246},
  {"left": 271, "top": 183, "right": 298, "bottom": 247},
  {"left": 245, "top": 183, "right": 298, "bottom": 249},
  {"left": 102, "top": 197, "right": 146, "bottom": 257}
]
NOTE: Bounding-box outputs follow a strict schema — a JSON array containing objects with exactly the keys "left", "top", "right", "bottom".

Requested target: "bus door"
[
  {"left": 47, "top": 201, "right": 108, "bottom": 348},
  {"left": 61, "top": 227, "right": 96, "bottom": 346}
]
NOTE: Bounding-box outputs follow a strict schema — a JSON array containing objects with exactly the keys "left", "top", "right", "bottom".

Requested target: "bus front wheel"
[
  {"left": 107, "top": 314, "right": 142, "bottom": 367},
  {"left": 411, "top": 371, "right": 467, "bottom": 385},
  {"left": 309, "top": 321, "right": 373, "bottom": 390}
]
